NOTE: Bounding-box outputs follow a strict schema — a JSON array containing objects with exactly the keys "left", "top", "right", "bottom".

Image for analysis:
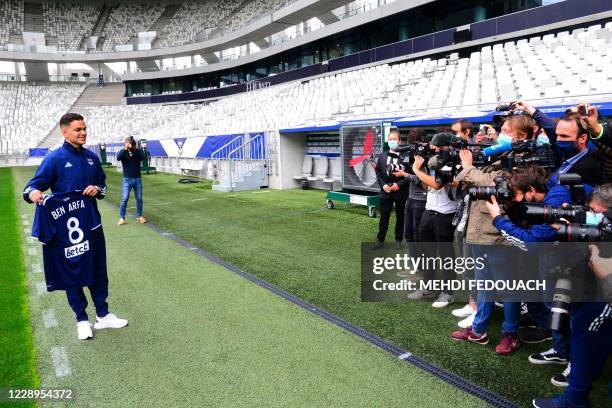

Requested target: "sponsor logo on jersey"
[{"left": 65, "top": 240, "right": 90, "bottom": 259}]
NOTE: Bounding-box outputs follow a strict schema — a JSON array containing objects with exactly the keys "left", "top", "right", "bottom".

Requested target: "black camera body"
[
  {"left": 468, "top": 175, "right": 513, "bottom": 203},
  {"left": 491, "top": 103, "right": 530, "bottom": 128},
  {"left": 385, "top": 143, "right": 434, "bottom": 180}
]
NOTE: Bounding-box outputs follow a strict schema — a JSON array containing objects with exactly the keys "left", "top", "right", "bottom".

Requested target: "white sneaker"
[
  {"left": 93, "top": 313, "right": 128, "bottom": 329},
  {"left": 432, "top": 292, "right": 454, "bottom": 308},
  {"left": 77, "top": 321, "right": 93, "bottom": 340},
  {"left": 452, "top": 303, "right": 474, "bottom": 317},
  {"left": 458, "top": 312, "right": 476, "bottom": 329}
]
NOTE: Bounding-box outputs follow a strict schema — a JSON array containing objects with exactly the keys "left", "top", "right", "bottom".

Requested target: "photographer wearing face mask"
[
  {"left": 533, "top": 184, "right": 612, "bottom": 408},
  {"left": 117, "top": 136, "right": 146, "bottom": 226},
  {"left": 510, "top": 101, "right": 602, "bottom": 190},
  {"left": 484, "top": 166, "right": 573, "bottom": 380},
  {"left": 450, "top": 115, "right": 536, "bottom": 355},
  {"left": 372, "top": 130, "right": 411, "bottom": 249}
]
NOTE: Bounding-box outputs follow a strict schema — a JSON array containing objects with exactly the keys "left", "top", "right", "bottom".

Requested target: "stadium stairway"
[{"left": 38, "top": 83, "right": 125, "bottom": 149}]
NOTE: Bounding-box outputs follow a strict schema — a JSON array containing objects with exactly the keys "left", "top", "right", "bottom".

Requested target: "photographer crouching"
[
  {"left": 483, "top": 166, "right": 573, "bottom": 383},
  {"left": 532, "top": 184, "right": 612, "bottom": 408}
]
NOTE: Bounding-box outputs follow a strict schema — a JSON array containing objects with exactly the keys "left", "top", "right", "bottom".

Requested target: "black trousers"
[
  {"left": 418, "top": 210, "right": 455, "bottom": 292},
  {"left": 377, "top": 195, "right": 406, "bottom": 243},
  {"left": 404, "top": 198, "right": 426, "bottom": 242}
]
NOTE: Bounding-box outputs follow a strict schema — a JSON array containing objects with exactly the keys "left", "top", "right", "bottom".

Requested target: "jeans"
[
  {"left": 119, "top": 177, "right": 143, "bottom": 218},
  {"left": 471, "top": 245, "right": 521, "bottom": 335}
]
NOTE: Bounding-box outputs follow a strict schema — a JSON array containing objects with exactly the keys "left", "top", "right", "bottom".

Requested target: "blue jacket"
[
  {"left": 492, "top": 185, "right": 571, "bottom": 247},
  {"left": 23, "top": 142, "right": 106, "bottom": 222}
]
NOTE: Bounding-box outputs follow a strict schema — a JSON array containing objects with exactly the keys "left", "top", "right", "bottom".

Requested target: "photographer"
[
  {"left": 511, "top": 101, "right": 602, "bottom": 189},
  {"left": 372, "top": 130, "right": 410, "bottom": 249},
  {"left": 533, "top": 184, "right": 612, "bottom": 408},
  {"left": 117, "top": 136, "right": 146, "bottom": 226},
  {"left": 450, "top": 115, "right": 537, "bottom": 355},
  {"left": 451, "top": 119, "right": 473, "bottom": 142},
  {"left": 398, "top": 133, "right": 458, "bottom": 308},
  {"left": 580, "top": 104, "right": 612, "bottom": 184},
  {"left": 484, "top": 166, "right": 572, "bottom": 371},
  {"left": 475, "top": 124, "right": 498, "bottom": 145}
]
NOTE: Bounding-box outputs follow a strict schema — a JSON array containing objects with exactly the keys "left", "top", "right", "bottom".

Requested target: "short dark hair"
[
  {"left": 558, "top": 114, "right": 588, "bottom": 138},
  {"left": 59, "top": 113, "right": 84, "bottom": 128},
  {"left": 452, "top": 119, "right": 473, "bottom": 135},
  {"left": 508, "top": 165, "right": 550, "bottom": 194}
]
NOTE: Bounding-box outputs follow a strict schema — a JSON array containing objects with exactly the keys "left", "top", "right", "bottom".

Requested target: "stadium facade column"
[{"left": 474, "top": 5, "right": 486, "bottom": 22}]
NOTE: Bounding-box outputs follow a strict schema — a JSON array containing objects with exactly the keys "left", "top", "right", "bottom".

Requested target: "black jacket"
[
  {"left": 375, "top": 151, "right": 410, "bottom": 199},
  {"left": 117, "top": 148, "right": 144, "bottom": 178},
  {"left": 566, "top": 149, "right": 602, "bottom": 187}
]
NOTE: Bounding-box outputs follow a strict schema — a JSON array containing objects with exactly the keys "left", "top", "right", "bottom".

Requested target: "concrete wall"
[{"left": 278, "top": 133, "right": 306, "bottom": 190}]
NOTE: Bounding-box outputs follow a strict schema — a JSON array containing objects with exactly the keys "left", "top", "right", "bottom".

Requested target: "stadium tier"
[
  {"left": 81, "top": 23, "right": 612, "bottom": 145},
  {"left": 0, "top": 82, "right": 85, "bottom": 154},
  {"left": 0, "top": 0, "right": 297, "bottom": 52}
]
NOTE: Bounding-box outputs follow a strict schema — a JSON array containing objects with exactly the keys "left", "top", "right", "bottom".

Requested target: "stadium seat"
[
  {"left": 307, "top": 156, "right": 329, "bottom": 182},
  {"left": 293, "top": 156, "right": 313, "bottom": 182}
]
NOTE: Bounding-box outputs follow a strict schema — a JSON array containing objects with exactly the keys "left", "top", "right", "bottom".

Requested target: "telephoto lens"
[
  {"left": 549, "top": 266, "right": 572, "bottom": 331},
  {"left": 523, "top": 204, "right": 587, "bottom": 224},
  {"left": 556, "top": 223, "right": 602, "bottom": 242}
]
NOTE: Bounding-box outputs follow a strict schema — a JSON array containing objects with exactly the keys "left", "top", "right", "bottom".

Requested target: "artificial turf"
[
  {"left": 0, "top": 168, "right": 38, "bottom": 408},
  {"left": 95, "top": 168, "right": 611, "bottom": 408},
  {"left": 10, "top": 166, "right": 483, "bottom": 407}
]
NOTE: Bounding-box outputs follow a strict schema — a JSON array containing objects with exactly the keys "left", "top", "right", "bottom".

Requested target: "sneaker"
[
  {"left": 450, "top": 327, "right": 489, "bottom": 345},
  {"left": 521, "top": 327, "right": 553, "bottom": 344},
  {"left": 452, "top": 303, "right": 474, "bottom": 318},
  {"left": 458, "top": 312, "right": 476, "bottom": 329},
  {"left": 495, "top": 332, "right": 520, "bottom": 355},
  {"left": 137, "top": 216, "right": 147, "bottom": 224},
  {"left": 432, "top": 292, "right": 454, "bottom": 308},
  {"left": 532, "top": 393, "right": 585, "bottom": 408},
  {"left": 407, "top": 289, "right": 436, "bottom": 300},
  {"left": 77, "top": 321, "right": 93, "bottom": 340},
  {"left": 529, "top": 348, "right": 568, "bottom": 365},
  {"left": 551, "top": 364, "right": 571, "bottom": 388},
  {"left": 117, "top": 218, "right": 126, "bottom": 226},
  {"left": 93, "top": 313, "right": 128, "bottom": 330},
  {"left": 519, "top": 314, "right": 537, "bottom": 328},
  {"left": 370, "top": 241, "right": 384, "bottom": 250}
]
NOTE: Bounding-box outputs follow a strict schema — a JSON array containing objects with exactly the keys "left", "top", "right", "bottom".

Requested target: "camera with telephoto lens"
[
  {"left": 385, "top": 143, "right": 433, "bottom": 179},
  {"left": 468, "top": 175, "right": 514, "bottom": 203},
  {"left": 548, "top": 265, "right": 573, "bottom": 331},
  {"left": 522, "top": 203, "right": 588, "bottom": 224}
]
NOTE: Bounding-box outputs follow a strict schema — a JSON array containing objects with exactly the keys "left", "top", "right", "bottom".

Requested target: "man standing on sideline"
[
  {"left": 117, "top": 136, "right": 146, "bottom": 226},
  {"left": 372, "top": 130, "right": 410, "bottom": 249},
  {"left": 24, "top": 113, "right": 128, "bottom": 340}
]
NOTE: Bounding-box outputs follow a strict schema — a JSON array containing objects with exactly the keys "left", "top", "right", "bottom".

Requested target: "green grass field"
[
  {"left": 97, "top": 168, "right": 610, "bottom": 408},
  {"left": 9, "top": 166, "right": 486, "bottom": 407},
  {"left": 0, "top": 168, "right": 38, "bottom": 408}
]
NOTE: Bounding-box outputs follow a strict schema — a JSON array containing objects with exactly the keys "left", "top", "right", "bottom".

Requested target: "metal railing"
[
  {"left": 210, "top": 135, "right": 244, "bottom": 182},
  {"left": 226, "top": 133, "right": 267, "bottom": 189}
]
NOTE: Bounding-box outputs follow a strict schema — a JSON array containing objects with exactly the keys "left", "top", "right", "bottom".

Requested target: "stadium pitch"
[
  {"left": 9, "top": 167, "right": 486, "bottom": 407},
  {"left": 5, "top": 166, "right": 611, "bottom": 407}
]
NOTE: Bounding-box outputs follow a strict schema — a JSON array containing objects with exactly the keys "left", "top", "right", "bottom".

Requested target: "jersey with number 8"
[{"left": 32, "top": 192, "right": 101, "bottom": 291}]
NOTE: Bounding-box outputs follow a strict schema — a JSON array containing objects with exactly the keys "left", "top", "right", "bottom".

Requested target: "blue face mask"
[
  {"left": 388, "top": 140, "right": 399, "bottom": 150},
  {"left": 497, "top": 133, "right": 513, "bottom": 145},
  {"left": 556, "top": 141, "right": 578, "bottom": 158},
  {"left": 585, "top": 211, "right": 604, "bottom": 226}
]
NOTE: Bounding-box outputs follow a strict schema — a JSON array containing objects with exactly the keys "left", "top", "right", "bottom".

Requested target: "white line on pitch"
[
  {"left": 51, "top": 347, "right": 71, "bottom": 377},
  {"left": 35, "top": 281, "right": 47, "bottom": 296},
  {"left": 21, "top": 214, "right": 28, "bottom": 219},
  {"left": 150, "top": 202, "right": 171, "bottom": 206},
  {"left": 43, "top": 309, "right": 58, "bottom": 328},
  {"left": 191, "top": 197, "right": 207, "bottom": 201},
  {"left": 23, "top": 228, "right": 29, "bottom": 234},
  {"left": 252, "top": 192, "right": 261, "bottom": 194}
]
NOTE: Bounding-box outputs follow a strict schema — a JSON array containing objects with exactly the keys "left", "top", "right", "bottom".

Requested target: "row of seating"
[{"left": 293, "top": 156, "right": 341, "bottom": 187}]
